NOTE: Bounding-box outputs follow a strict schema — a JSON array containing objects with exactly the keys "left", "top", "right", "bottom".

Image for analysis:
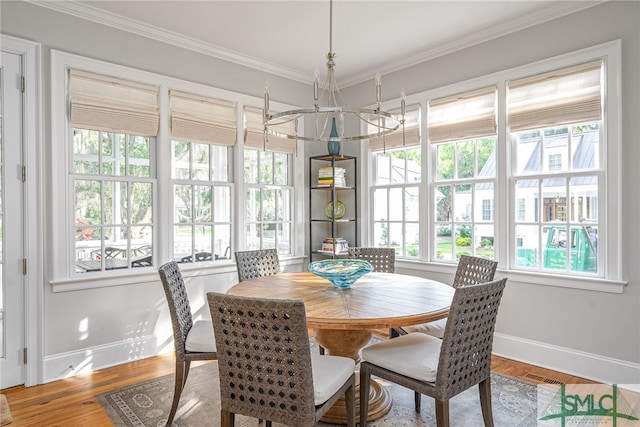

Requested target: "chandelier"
[{"left": 263, "top": 0, "right": 406, "bottom": 144}]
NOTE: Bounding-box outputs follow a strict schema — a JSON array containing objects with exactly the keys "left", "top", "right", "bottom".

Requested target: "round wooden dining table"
[{"left": 227, "top": 271, "right": 455, "bottom": 424}]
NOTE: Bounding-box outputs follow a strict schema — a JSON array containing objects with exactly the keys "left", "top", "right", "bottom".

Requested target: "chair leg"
[
  {"left": 345, "top": 378, "right": 356, "bottom": 427},
  {"left": 182, "top": 360, "right": 192, "bottom": 385},
  {"left": 166, "top": 361, "right": 188, "bottom": 426},
  {"left": 414, "top": 391, "right": 421, "bottom": 413},
  {"left": 359, "top": 369, "right": 371, "bottom": 426},
  {"left": 435, "top": 399, "right": 450, "bottom": 427},
  {"left": 479, "top": 378, "right": 495, "bottom": 427},
  {"left": 221, "top": 409, "right": 234, "bottom": 427}
]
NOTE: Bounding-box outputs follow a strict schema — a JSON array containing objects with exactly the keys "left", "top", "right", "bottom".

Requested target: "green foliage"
[
  {"left": 481, "top": 238, "right": 493, "bottom": 248},
  {"left": 456, "top": 236, "right": 472, "bottom": 246},
  {"left": 457, "top": 224, "right": 472, "bottom": 239},
  {"left": 407, "top": 247, "right": 418, "bottom": 257},
  {"left": 456, "top": 250, "right": 471, "bottom": 259}
]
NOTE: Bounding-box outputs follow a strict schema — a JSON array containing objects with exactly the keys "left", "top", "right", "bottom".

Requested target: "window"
[
  {"left": 517, "top": 198, "right": 526, "bottom": 221},
  {"left": 510, "top": 60, "right": 602, "bottom": 275},
  {"left": 430, "top": 87, "right": 497, "bottom": 261},
  {"left": 52, "top": 51, "right": 303, "bottom": 287},
  {"left": 366, "top": 42, "right": 619, "bottom": 285},
  {"left": 171, "top": 141, "right": 232, "bottom": 263},
  {"left": 370, "top": 108, "right": 421, "bottom": 257},
  {"left": 169, "top": 91, "right": 236, "bottom": 264},
  {"left": 73, "top": 129, "right": 154, "bottom": 273},
  {"left": 243, "top": 106, "right": 295, "bottom": 254},
  {"left": 548, "top": 153, "right": 562, "bottom": 171},
  {"left": 243, "top": 149, "right": 292, "bottom": 253},
  {"left": 70, "top": 69, "right": 159, "bottom": 274}
]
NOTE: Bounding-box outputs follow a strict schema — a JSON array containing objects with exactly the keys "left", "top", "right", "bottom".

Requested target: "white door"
[{"left": 0, "top": 51, "right": 26, "bottom": 389}]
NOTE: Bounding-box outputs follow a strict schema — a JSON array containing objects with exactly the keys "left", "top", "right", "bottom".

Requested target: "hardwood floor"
[{"left": 2, "top": 350, "right": 596, "bottom": 426}]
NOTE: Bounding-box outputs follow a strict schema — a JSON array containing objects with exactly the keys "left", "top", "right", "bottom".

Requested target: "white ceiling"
[{"left": 41, "top": 0, "right": 601, "bottom": 86}]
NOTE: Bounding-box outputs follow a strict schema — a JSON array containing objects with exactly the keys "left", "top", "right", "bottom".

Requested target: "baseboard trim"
[
  {"left": 43, "top": 335, "right": 165, "bottom": 383},
  {"left": 43, "top": 332, "right": 640, "bottom": 385},
  {"left": 493, "top": 332, "right": 640, "bottom": 384}
]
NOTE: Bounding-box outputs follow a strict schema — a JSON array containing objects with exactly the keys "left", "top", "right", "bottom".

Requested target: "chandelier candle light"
[{"left": 263, "top": 0, "right": 406, "bottom": 150}]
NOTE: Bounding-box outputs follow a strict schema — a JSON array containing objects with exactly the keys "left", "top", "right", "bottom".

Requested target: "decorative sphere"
[{"left": 308, "top": 259, "right": 373, "bottom": 289}]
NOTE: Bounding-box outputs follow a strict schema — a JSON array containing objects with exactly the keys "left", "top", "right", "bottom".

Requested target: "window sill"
[
  {"left": 396, "top": 259, "right": 627, "bottom": 294},
  {"left": 50, "top": 255, "right": 308, "bottom": 293},
  {"left": 50, "top": 261, "right": 238, "bottom": 292}
]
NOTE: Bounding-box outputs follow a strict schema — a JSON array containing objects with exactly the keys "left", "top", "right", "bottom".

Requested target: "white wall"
[{"left": 1, "top": 0, "right": 638, "bottom": 384}]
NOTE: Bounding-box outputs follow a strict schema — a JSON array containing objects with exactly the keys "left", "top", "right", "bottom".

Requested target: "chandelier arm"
[{"left": 263, "top": 0, "right": 406, "bottom": 144}]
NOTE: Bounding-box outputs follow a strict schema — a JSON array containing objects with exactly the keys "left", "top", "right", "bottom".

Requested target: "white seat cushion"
[
  {"left": 401, "top": 317, "right": 448, "bottom": 338},
  {"left": 361, "top": 332, "right": 441, "bottom": 382},
  {"left": 185, "top": 320, "right": 216, "bottom": 353},
  {"left": 311, "top": 354, "right": 356, "bottom": 405}
]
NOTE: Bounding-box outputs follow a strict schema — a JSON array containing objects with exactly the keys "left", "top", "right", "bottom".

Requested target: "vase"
[{"left": 327, "top": 117, "right": 341, "bottom": 155}]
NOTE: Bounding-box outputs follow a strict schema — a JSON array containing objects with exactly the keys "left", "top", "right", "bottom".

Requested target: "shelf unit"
[{"left": 309, "top": 154, "right": 357, "bottom": 260}]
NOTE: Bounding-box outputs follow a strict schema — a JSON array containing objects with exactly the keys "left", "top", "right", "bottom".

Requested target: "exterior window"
[
  {"left": 548, "top": 153, "right": 562, "bottom": 171},
  {"left": 171, "top": 140, "right": 232, "bottom": 263},
  {"left": 73, "top": 129, "right": 154, "bottom": 273},
  {"left": 517, "top": 198, "right": 526, "bottom": 221},
  {"left": 482, "top": 199, "right": 493, "bottom": 221},
  {"left": 244, "top": 148, "right": 292, "bottom": 253},
  {"left": 370, "top": 107, "right": 421, "bottom": 258}
]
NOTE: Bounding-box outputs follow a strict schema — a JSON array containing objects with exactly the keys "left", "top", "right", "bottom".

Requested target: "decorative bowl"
[{"left": 308, "top": 259, "right": 373, "bottom": 289}]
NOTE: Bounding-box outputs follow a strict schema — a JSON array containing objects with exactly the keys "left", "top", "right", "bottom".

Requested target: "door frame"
[{"left": 1, "top": 35, "right": 43, "bottom": 387}]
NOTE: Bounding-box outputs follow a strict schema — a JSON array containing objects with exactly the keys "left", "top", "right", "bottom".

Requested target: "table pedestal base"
[{"left": 314, "top": 329, "right": 392, "bottom": 424}]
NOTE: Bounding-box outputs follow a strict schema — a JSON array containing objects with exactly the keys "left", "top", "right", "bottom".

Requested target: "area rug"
[{"left": 98, "top": 356, "right": 542, "bottom": 426}]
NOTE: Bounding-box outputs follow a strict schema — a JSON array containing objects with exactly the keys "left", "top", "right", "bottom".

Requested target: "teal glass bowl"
[{"left": 308, "top": 259, "right": 373, "bottom": 289}]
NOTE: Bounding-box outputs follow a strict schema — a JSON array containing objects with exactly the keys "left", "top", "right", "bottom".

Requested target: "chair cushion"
[
  {"left": 401, "top": 317, "right": 448, "bottom": 338},
  {"left": 361, "top": 332, "right": 441, "bottom": 382},
  {"left": 311, "top": 354, "right": 355, "bottom": 405},
  {"left": 185, "top": 320, "right": 216, "bottom": 353}
]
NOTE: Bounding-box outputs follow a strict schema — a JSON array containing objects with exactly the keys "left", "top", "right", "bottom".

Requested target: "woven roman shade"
[
  {"left": 170, "top": 90, "right": 237, "bottom": 145},
  {"left": 368, "top": 107, "right": 421, "bottom": 152},
  {"left": 428, "top": 86, "right": 497, "bottom": 144},
  {"left": 508, "top": 60, "right": 602, "bottom": 132},
  {"left": 69, "top": 69, "right": 160, "bottom": 136},
  {"left": 244, "top": 106, "right": 297, "bottom": 154}
]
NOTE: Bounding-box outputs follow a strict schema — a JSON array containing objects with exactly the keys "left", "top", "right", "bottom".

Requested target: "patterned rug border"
[{"left": 98, "top": 360, "right": 546, "bottom": 427}]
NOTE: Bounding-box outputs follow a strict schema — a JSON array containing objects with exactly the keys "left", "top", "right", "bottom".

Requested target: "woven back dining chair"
[
  {"left": 234, "top": 249, "right": 281, "bottom": 282},
  {"left": 360, "top": 277, "right": 507, "bottom": 425},
  {"left": 158, "top": 261, "right": 217, "bottom": 427},
  {"left": 207, "top": 292, "right": 356, "bottom": 427},
  {"left": 391, "top": 255, "right": 498, "bottom": 339},
  {"left": 348, "top": 247, "right": 396, "bottom": 273}
]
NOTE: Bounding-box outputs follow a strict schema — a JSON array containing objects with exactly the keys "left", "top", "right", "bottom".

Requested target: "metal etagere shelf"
[{"left": 309, "top": 154, "right": 357, "bottom": 260}]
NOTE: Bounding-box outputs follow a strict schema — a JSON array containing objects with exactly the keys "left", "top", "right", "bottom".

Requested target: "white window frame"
[
  {"left": 50, "top": 50, "right": 305, "bottom": 291},
  {"left": 364, "top": 40, "right": 623, "bottom": 293},
  {"left": 242, "top": 147, "right": 295, "bottom": 255}
]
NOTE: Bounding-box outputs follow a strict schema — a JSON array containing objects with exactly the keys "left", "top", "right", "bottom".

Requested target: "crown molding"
[
  {"left": 339, "top": 1, "right": 605, "bottom": 87},
  {"left": 27, "top": 0, "right": 311, "bottom": 84},
  {"left": 28, "top": 0, "right": 604, "bottom": 88}
]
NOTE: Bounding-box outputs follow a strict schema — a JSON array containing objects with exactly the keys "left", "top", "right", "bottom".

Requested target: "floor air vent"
[{"left": 524, "top": 373, "right": 563, "bottom": 385}]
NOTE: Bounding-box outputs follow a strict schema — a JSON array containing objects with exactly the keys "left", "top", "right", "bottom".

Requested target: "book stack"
[
  {"left": 317, "top": 166, "right": 346, "bottom": 187},
  {"left": 321, "top": 237, "right": 349, "bottom": 254}
]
